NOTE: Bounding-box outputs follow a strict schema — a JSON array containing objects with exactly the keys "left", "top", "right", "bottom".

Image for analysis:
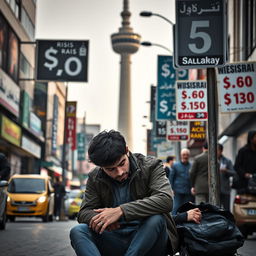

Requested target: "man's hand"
[
  {"left": 89, "top": 207, "right": 123, "bottom": 234},
  {"left": 191, "top": 187, "right": 196, "bottom": 195},
  {"left": 187, "top": 208, "right": 201, "bottom": 224}
]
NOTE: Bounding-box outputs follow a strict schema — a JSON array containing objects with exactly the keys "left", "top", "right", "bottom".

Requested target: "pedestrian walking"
[
  {"left": 0, "top": 153, "right": 10, "bottom": 181},
  {"left": 53, "top": 176, "right": 66, "bottom": 221},
  {"left": 217, "top": 143, "right": 235, "bottom": 211},
  {"left": 190, "top": 142, "right": 209, "bottom": 204},
  {"left": 70, "top": 130, "right": 179, "bottom": 256},
  {"left": 169, "top": 148, "right": 194, "bottom": 214},
  {"left": 164, "top": 155, "right": 175, "bottom": 178},
  {"left": 234, "top": 130, "right": 256, "bottom": 193}
]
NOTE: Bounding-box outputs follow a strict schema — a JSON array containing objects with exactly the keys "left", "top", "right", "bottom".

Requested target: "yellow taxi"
[
  {"left": 7, "top": 174, "right": 54, "bottom": 222},
  {"left": 65, "top": 189, "right": 84, "bottom": 219}
]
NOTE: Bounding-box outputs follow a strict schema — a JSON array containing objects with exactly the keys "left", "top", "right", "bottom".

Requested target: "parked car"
[
  {"left": 0, "top": 180, "right": 8, "bottom": 230},
  {"left": 64, "top": 189, "right": 84, "bottom": 219},
  {"left": 7, "top": 174, "right": 54, "bottom": 222},
  {"left": 233, "top": 193, "right": 256, "bottom": 238}
]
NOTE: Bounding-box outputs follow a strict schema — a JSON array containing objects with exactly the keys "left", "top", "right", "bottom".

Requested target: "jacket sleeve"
[
  {"left": 190, "top": 159, "right": 198, "bottom": 187},
  {"left": 234, "top": 149, "right": 246, "bottom": 179},
  {"left": 77, "top": 174, "right": 101, "bottom": 224},
  {"left": 168, "top": 166, "right": 175, "bottom": 190},
  {"left": 120, "top": 161, "right": 173, "bottom": 221},
  {"left": 225, "top": 158, "right": 235, "bottom": 177}
]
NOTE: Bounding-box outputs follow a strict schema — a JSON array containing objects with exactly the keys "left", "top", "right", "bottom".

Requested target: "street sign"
[
  {"left": 176, "top": 80, "right": 208, "bottom": 120},
  {"left": 155, "top": 121, "right": 167, "bottom": 138},
  {"left": 77, "top": 133, "right": 85, "bottom": 161},
  {"left": 217, "top": 62, "right": 256, "bottom": 113},
  {"left": 190, "top": 121, "right": 206, "bottom": 140},
  {"left": 156, "top": 55, "right": 176, "bottom": 120},
  {"left": 166, "top": 120, "right": 189, "bottom": 141},
  {"left": 175, "top": 0, "right": 226, "bottom": 68},
  {"left": 36, "top": 40, "right": 89, "bottom": 82}
]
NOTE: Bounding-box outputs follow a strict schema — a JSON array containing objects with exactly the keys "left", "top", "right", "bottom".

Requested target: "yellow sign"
[
  {"left": 190, "top": 121, "right": 206, "bottom": 140},
  {"left": 1, "top": 115, "right": 21, "bottom": 146}
]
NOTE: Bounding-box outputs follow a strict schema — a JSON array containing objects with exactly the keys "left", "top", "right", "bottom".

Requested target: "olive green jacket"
[{"left": 77, "top": 153, "right": 179, "bottom": 254}]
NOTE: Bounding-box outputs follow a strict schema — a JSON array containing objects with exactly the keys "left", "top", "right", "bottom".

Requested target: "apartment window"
[
  {"left": 5, "top": 0, "right": 21, "bottom": 20},
  {"left": 21, "top": 8, "right": 35, "bottom": 40},
  {"left": 20, "top": 52, "right": 33, "bottom": 79},
  {"left": 0, "top": 13, "right": 20, "bottom": 83},
  {"left": 0, "top": 14, "right": 8, "bottom": 69},
  {"left": 245, "top": 0, "right": 256, "bottom": 58}
]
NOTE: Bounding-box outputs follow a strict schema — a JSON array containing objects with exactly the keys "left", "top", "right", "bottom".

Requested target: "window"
[
  {"left": 7, "top": 30, "right": 19, "bottom": 82},
  {"left": 21, "top": 8, "right": 35, "bottom": 40},
  {"left": 245, "top": 0, "right": 256, "bottom": 58},
  {"left": 0, "top": 13, "right": 20, "bottom": 83},
  {"left": 5, "top": 0, "right": 21, "bottom": 20},
  {"left": 0, "top": 14, "right": 8, "bottom": 69},
  {"left": 20, "top": 53, "right": 33, "bottom": 79}
]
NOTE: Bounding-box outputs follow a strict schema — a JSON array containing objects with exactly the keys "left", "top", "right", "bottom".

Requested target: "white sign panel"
[
  {"left": 176, "top": 80, "right": 208, "bottom": 120},
  {"left": 0, "top": 69, "right": 20, "bottom": 116},
  {"left": 22, "top": 136, "right": 41, "bottom": 158},
  {"left": 217, "top": 62, "right": 256, "bottom": 113},
  {"left": 166, "top": 120, "right": 189, "bottom": 141}
]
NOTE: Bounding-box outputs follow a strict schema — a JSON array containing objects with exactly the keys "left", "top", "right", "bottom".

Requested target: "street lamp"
[
  {"left": 141, "top": 41, "right": 172, "bottom": 54},
  {"left": 140, "top": 11, "right": 174, "bottom": 26}
]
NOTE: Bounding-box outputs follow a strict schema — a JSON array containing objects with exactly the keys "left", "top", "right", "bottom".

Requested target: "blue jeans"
[
  {"left": 70, "top": 214, "right": 168, "bottom": 256},
  {"left": 172, "top": 193, "right": 194, "bottom": 214}
]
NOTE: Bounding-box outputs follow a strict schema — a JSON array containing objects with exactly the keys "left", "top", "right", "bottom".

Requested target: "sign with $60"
[
  {"left": 217, "top": 62, "right": 256, "bottom": 113},
  {"left": 36, "top": 40, "right": 89, "bottom": 82}
]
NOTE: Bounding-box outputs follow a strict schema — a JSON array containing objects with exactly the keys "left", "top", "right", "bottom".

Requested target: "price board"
[
  {"left": 166, "top": 120, "right": 189, "bottom": 141},
  {"left": 176, "top": 80, "right": 208, "bottom": 120},
  {"left": 217, "top": 62, "right": 256, "bottom": 113}
]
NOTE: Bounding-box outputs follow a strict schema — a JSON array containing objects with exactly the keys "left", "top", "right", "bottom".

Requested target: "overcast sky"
[{"left": 36, "top": 0, "right": 175, "bottom": 153}]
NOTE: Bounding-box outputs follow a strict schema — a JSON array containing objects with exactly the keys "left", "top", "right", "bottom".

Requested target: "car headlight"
[
  {"left": 37, "top": 196, "right": 47, "bottom": 203},
  {"left": 7, "top": 196, "right": 11, "bottom": 202}
]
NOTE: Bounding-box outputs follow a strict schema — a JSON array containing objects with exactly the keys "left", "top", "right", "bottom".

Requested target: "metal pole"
[
  {"left": 62, "top": 84, "right": 68, "bottom": 187},
  {"left": 207, "top": 68, "right": 220, "bottom": 206}
]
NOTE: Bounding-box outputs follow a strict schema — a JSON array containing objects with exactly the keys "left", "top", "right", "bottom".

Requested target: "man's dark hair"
[
  {"left": 217, "top": 143, "right": 223, "bottom": 151},
  {"left": 88, "top": 130, "right": 127, "bottom": 166},
  {"left": 166, "top": 156, "right": 174, "bottom": 163},
  {"left": 203, "top": 141, "right": 208, "bottom": 149}
]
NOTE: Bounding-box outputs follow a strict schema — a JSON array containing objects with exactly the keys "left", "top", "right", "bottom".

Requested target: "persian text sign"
[
  {"left": 175, "top": 0, "right": 226, "bottom": 68},
  {"left": 176, "top": 80, "right": 208, "bottom": 120},
  {"left": 156, "top": 55, "right": 176, "bottom": 120},
  {"left": 217, "top": 62, "right": 256, "bottom": 113},
  {"left": 166, "top": 120, "right": 189, "bottom": 141},
  {"left": 65, "top": 101, "right": 77, "bottom": 150}
]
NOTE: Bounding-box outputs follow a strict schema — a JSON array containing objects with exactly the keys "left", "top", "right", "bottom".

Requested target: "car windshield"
[
  {"left": 69, "top": 190, "right": 81, "bottom": 199},
  {"left": 8, "top": 178, "right": 46, "bottom": 194}
]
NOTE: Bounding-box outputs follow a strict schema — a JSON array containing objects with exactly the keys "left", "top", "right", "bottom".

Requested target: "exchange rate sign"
[
  {"left": 156, "top": 55, "right": 176, "bottom": 120},
  {"left": 217, "top": 62, "right": 256, "bottom": 113},
  {"left": 166, "top": 120, "right": 189, "bottom": 141},
  {"left": 176, "top": 80, "right": 208, "bottom": 120},
  {"left": 175, "top": 0, "right": 226, "bottom": 68},
  {"left": 36, "top": 40, "right": 89, "bottom": 82}
]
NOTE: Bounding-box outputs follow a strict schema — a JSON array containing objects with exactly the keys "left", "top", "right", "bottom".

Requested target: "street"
[{"left": 0, "top": 218, "right": 255, "bottom": 256}]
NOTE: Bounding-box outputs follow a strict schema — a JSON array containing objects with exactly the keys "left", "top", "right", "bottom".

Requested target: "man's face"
[
  {"left": 181, "top": 151, "right": 190, "bottom": 163},
  {"left": 101, "top": 154, "right": 130, "bottom": 182}
]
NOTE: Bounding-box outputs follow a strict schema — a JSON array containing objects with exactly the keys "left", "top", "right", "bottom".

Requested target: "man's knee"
[
  {"left": 70, "top": 224, "right": 89, "bottom": 241},
  {"left": 144, "top": 214, "right": 166, "bottom": 230}
]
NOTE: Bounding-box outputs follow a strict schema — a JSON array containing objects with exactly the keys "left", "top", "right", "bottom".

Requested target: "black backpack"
[{"left": 176, "top": 202, "right": 244, "bottom": 256}]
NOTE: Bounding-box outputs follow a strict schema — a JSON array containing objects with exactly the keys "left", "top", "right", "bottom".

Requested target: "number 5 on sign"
[{"left": 175, "top": 0, "right": 226, "bottom": 68}]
